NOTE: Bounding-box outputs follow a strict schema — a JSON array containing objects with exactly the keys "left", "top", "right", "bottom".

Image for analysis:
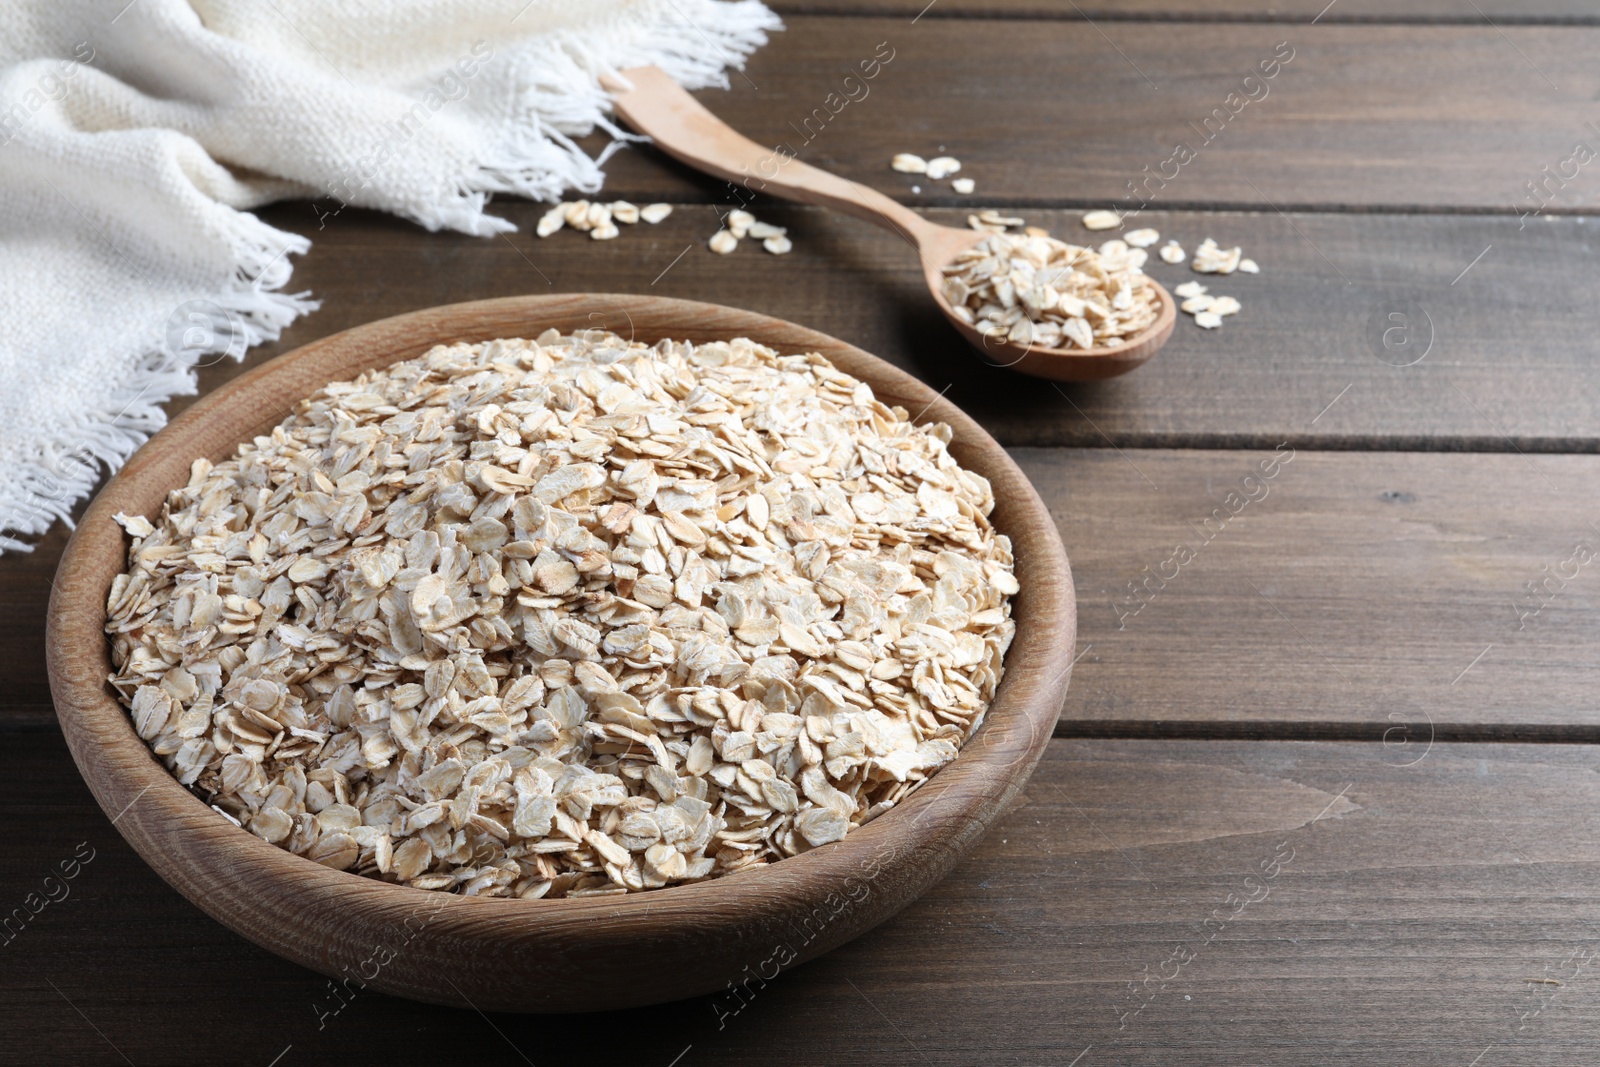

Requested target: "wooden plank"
[
  {"left": 1030, "top": 448, "right": 1600, "bottom": 734},
  {"left": 771, "top": 0, "right": 1600, "bottom": 22},
  {"left": 21, "top": 440, "right": 1600, "bottom": 740},
  {"left": 0, "top": 541, "right": 60, "bottom": 718},
  {"left": 9, "top": 450, "right": 1597, "bottom": 740},
  {"left": 6, "top": 329, "right": 1593, "bottom": 735},
  {"left": 586, "top": 17, "right": 1600, "bottom": 212},
  {"left": 238, "top": 205, "right": 1600, "bottom": 452},
  {"left": 7, "top": 729, "right": 1600, "bottom": 1064}
]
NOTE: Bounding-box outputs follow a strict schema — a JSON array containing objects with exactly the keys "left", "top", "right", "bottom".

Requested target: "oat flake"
[{"left": 105, "top": 332, "right": 1017, "bottom": 899}]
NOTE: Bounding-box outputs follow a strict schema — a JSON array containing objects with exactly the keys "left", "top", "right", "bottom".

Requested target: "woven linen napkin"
[{"left": 0, "top": 0, "right": 778, "bottom": 551}]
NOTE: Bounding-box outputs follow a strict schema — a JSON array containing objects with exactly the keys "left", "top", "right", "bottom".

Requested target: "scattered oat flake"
[
  {"left": 536, "top": 206, "right": 565, "bottom": 238},
  {"left": 1192, "top": 238, "right": 1243, "bottom": 275},
  {"left": 891, "top": 153, "right": 928, "bottom": 174},
  {"left": 537, "top": 201, "right": 657, "bottom": 239},
  {"left": 762, "top": 235, "right": 793, "bottom": 255},
  {"left": 1158, "top": 241, "right": 1186, "bottom": 265},
  {"left": 1179, "top": 295, "right": 1215, "bottom": 314},
  {"left": 1194, "top": 311, "right": 1223, "bottom": 329},
  {"left": 709, "top": 229, "right": 738, "bottom": 254},
  {"left": 926, "top": 156, "right": 961, "bottom": 180},
  {"left": 640, "top": 203, "right": 673, "bottom": 224},
  {"left": 1210, "top": 296, "right": 1242, "bottom": 316},
  {"left": 726, "top": 210, "right": 755, "bottom": 238},
  {"left": 1238, "top": 258, "right": 1260, "bottom": 274},
  {"left": 1081, "top": 210, "right": 1121, "bottom": 231},
  {"left": 104, "top": 331, "right": 1017, "bottom": 900},
  {"left": 1124, "top": 229, "right": 1160, "bottom": 249},
  {"left": 1174, "top": 281, "right": 1208, "bottom": 299},
  {"left": 951, "top": 178, "right": 975, "bottom": 195},
  {"left": 979, "top": 209, "right": 1025, "bottom": 229}
]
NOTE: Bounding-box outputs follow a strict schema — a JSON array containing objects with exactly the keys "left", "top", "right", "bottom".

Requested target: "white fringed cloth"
[{"left": 0, "top": 0, "right": 778, "bottom": 550}]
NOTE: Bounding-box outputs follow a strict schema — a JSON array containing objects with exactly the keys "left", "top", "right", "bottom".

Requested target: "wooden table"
[{"left": 7, "top": 3, "right": 1600, "bottom": 1063}]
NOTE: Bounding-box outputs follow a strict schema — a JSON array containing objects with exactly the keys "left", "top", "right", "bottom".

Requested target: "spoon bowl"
[{"left": 607, "top": 65, "right": 1174, "bottom": 381}]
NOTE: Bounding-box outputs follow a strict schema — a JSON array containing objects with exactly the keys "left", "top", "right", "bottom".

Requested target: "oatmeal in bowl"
[{"left": 105, "top": 329, "right": 1018, "bottom": 899}]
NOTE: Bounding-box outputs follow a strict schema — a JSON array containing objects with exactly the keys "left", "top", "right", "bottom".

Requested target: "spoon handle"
[{"left": 607, "top": 65, "right": 938, "bottom": 245}]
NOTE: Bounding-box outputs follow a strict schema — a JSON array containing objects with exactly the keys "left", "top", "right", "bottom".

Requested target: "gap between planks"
[
  {"left": 776, "top": 6, "right": 1600, "bottom": 27},
  {"left": 1050, "top": 719, "right": 1600, "bottom": 743},
  {"left": 5, "top": 707, "right": 1600, "bottom": 745}
]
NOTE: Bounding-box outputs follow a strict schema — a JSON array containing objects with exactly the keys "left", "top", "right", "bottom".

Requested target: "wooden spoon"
[{"left": 605, "top": 65, "right": 1174, "bottom": 381}]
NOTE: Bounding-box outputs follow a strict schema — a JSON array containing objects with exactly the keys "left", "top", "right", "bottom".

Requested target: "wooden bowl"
[{"left": 46, "top": 294, "right": 1076, "bottom": 1012}]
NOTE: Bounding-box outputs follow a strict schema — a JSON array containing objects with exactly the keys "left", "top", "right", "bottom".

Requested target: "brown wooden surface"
[
  {"left": 588, "top": 18, "right": 1600, "bottom": 212},
  {"left": 11, "top": 730, "right": 1600, "bottom": 1065},
  {"left": 251, "top": 204, "right": 1600, "bottom": 451},
  {"left": 1033, "top": 449, "right": 1600, "bottom": 734},
  {"left": 8, "top": 3, "right": 1600, "bottom": 1062},
  {"left": 17, "top": 447, "right": 1599, "bottom": 736}
]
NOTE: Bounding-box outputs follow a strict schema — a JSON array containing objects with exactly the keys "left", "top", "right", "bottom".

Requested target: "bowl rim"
[{"left": 46, "top": 294, "right": 1075, "bottom": 1003}]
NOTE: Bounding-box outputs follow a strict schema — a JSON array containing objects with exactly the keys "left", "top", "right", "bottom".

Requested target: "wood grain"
[
  {"left": 43, "top": 294, "right": 1075, "bottom": 1012},
  {"left": 15, "top": 445, "right": 1600, "bottom": 736},
  {"left": 9, "top": 6, "right": 1599, "bottom": 1060},
  {"left": 238, "top": 204, "right": 1600, "bottom": 453},
  {"left": 1035, "top": 448, "right": 1600, "bottom": 733},
  {"left": 9, "top": 730, "right": 1600, "bottom": 1065},
  {"left": 586, "top": 18, "right": 1600, "bottom": 212}
]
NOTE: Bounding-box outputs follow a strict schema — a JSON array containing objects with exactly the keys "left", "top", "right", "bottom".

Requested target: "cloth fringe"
[
  {"left": 415, "top": 0, "right": 780, "bottom": 235},
  {"left": 0, "top": 0, "right": 779, "bottom": 551},
  {"left": 0, "top": 213, "right": 316, "bottom": 552}
]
